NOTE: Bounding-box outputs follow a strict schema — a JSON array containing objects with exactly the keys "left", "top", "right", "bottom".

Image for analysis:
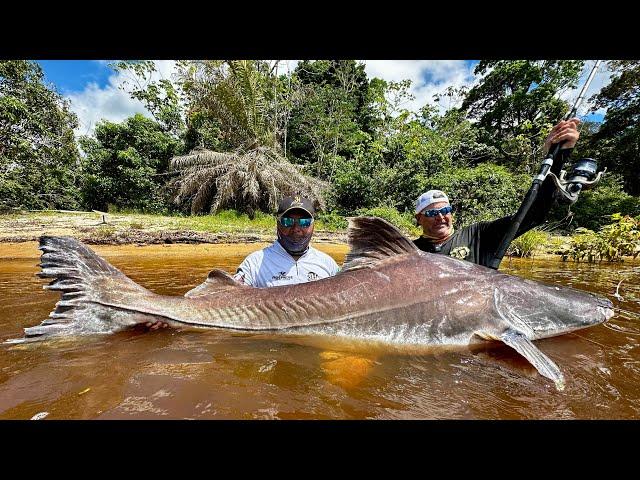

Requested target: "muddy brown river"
[{"left": 1, "top": 241, "right": 638, "bottom": 419}]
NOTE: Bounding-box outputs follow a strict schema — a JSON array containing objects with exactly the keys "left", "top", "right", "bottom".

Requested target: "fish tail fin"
[{"left": 12, "top": 236, "right": 153, "bottom": 342}]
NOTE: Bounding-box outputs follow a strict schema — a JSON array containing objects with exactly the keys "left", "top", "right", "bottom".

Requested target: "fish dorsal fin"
[
  {"left": 184, "top": 269, "right": 241, "bottom": 298},
  {"left": 342, "top": 216, "right": 420, "bottom": 272}
]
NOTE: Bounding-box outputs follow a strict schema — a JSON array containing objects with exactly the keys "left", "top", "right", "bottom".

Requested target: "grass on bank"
[{"left": 3, "top": 209, "right": 637, "bottom": 263}]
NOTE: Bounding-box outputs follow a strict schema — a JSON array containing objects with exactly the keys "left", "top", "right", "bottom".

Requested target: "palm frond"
[{"left": 170, "top": 146, "right": 327, "bottom": 215}]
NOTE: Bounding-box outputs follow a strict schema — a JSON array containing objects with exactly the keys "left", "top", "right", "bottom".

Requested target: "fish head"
[{"left": 495, "top": 277, "right": 614, "bottom": 339}]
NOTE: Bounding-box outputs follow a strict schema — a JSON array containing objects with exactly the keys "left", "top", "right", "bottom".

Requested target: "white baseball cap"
[{"left": 415, "top": 190, "right": 450, "bottom": 214}]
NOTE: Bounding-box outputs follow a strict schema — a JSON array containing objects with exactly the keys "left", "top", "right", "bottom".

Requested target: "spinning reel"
[{"left": 549, "top": 157, "right": 607, "bottom": 204}]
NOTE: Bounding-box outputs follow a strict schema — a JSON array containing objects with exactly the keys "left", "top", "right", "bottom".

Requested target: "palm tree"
[
  {"left": 171, "top": 60, "right": 324, "bottom": 216},
  {"left": 171, "top": 145, "right": 326, "bottom": 217}
]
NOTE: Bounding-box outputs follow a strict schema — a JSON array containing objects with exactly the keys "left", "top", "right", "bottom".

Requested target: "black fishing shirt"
[{"left": 414, "top": 149, "right": 573, "bottom": 267}]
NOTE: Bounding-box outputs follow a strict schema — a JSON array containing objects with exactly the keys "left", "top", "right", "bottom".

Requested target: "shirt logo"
[
  {"left": 307, "top": 271, "right": 319, "bottom": 281},
  {"left": 272, "top": 271, "right": 294, "bottom": 281},
  {"left": 450, "top": 246, "right": 470, "bottom": 259}
]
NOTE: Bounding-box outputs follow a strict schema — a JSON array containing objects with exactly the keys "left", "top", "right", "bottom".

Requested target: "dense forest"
[{"left": 1, "top": 60, "right": 639, "bottom": 232}]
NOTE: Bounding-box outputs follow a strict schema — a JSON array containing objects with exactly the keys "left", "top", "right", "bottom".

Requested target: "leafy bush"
[
  {"left": 560, "top": 214, "right": 640, "bottom": 262},
  {"left": 419, "top": 163, "right": 531, "bottom": 228},
  {"left": 507, "top": 228, "right": 549, "bottom": 258},
  {"left": 315, "top": 211, "right": 348, "bottom": 231},
  {"left": 328, "top": 158, "right": 381, "bottom": 214},
  {"left": 565, "top": 175, "right": 640, "bottom": 231},
  {"left": 598, "top": 214, "right": 640, "bottom": 261},
  {"left": 79, "top": 114, "right": 182, "bottom": 214}
]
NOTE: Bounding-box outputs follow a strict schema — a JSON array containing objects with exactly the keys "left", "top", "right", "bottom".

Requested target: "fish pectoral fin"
[
  {"left": 184, "top": 269, "right": 244, "bottom": 298},
  {"left": 500, "top": 329, "right": 565, "bottom": 391}
]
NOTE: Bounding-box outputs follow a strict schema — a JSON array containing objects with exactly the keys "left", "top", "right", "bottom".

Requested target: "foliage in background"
[
  {"left": 356, "top": 206, "right": 422, "bottom": 237},
  {"left": 286, "top": 60, "right": 375, "bottom": 181},
  {"left": 169, "top": 60, "right": 323, "bottom": 217},
  {"left": 561, "top": 214, "right": 640, "bottom": 262},
  {"left": 5, "top": 59, "right": 638, "bottom": 240},
  {"left": 113, "top": 60, "right": 186, "bottom": 137},
  {"left": 461, "top": 60, "right": 584, "bottom": 172},
  {"left": 314, "top": 211, "right": 349, "bottom": 230},
  {"left": 506, "top": 228, "right": 549, "bottom": 258},
  {"left": 419, "top": 163, "right": 531, "bottom": 228},
  {"left": 178, "top": 60, "right": 302, "bottom": 152},
  {"left": 588, "top": 60, "right": 640, "bottom": 195},
  {"left": 0, "top": 60, "right": 81, "bottom": 210},
  {"left": 170, "top": 146, "right": 327, "bottom": 218},
  {"left": 562, "top": 174, "right": 640, "bottom": 231},
  {"left": 79, "top": 114, "right": 182, "bottom": 212}
]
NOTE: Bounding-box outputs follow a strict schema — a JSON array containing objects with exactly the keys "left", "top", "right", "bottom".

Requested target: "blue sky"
[
  {"left": 39, "top": 60, "right": 113, "bottom": 93},
  {"left": 36, "top": 60, "right": 608, "bottom": 136}
]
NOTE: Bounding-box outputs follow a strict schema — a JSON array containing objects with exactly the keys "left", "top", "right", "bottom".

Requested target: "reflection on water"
[{"left": 0, "top": 242, "right": 638, "bottom": 419}]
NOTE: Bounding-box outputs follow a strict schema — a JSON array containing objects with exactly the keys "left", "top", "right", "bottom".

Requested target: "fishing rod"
[{"left": 488, "top": 60, "right": 605, "bottom": 270}]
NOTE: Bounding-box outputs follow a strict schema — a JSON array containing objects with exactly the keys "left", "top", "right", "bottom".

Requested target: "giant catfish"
[{"left": 10, "top": 217, "right": 614, "bottom": 390}]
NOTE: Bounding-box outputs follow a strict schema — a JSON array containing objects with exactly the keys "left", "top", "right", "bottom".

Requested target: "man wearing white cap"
[{"left": 413, "top": 119, "right": 581, "bottom": 267}]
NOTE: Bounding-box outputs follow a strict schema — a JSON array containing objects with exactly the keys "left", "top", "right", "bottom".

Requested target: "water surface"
[{"left": 1, "top": 242, "right": 638, "bottom": 419}]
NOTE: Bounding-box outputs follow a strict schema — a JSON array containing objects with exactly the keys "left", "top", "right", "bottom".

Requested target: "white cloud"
[
  {"left": 65, "top": 61, "right": 181, "bottom": 137},
  {"left": 67, "top": 80, "right": 147, "bottom": 137},
  {"left": 363, "top": 60, "right": 477, "bottom": 113},
  {"left": 556, "top": 60, "right": 613, "bottom": 117},
  {"left": 64, "top": 60, "right": 614, "bottom": 140}
]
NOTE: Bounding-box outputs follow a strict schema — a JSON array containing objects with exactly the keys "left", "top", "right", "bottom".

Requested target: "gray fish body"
[{"left": 18, "top": 217, "right": 614, "bottom": 389}]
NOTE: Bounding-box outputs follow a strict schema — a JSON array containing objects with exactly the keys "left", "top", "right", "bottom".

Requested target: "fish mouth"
[
  {"left": 596, "top": 297, "right": 614, "bottom": 321},
  {"left": 601, "top": 307, "right": 615, "bottom": 321}
]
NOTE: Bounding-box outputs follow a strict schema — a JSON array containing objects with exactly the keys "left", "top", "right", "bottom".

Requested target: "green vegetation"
[
  {"left": 566, "top": 175, "right": 640, "bottom": 231},
  {"left": 167, "top": 210, "right": 277, "bottom": 234},
  {"left": 79, "top": 114, "right": 182, "bottom": 213},
  {"left": 587, "top": 61, "right": 640, "bottom": 195},
  {"left": 507, "top": 229, "right": 549, "bottom": 258},
  {"left": 356, "top": 206, "right": 422, "bottom": 236},
  {"left": 3, "top": 209, "right": 638, "bottom": 268},
  {"left": 1, "top": 61, "right": 81, "bottom": 210},
  {"left": 560, "top": 214, "right": 640, "bottom": 263},
  {"left": 2, "top": 59, "right": 639, "bottom": 245},
  {"left": 420, "top": 163, "right": 531, "bottom": 228}
]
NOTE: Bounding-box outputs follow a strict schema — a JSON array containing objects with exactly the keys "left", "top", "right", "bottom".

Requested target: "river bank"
[
  {"left": 0, "top": 211, "right": 347, "bottom": 245},
  {"left": 2, "top": 211, "right": 636, "bottom": 266}
]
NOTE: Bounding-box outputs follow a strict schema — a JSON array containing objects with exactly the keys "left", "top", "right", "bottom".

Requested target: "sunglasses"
[
  {"left": 279, "top": 217, "right": 314, "bottom": 228},
  {"left": 422, "top": 206, "right": 453, "bottom": 217}
]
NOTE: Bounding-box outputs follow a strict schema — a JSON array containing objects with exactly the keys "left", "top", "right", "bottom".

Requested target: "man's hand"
[
  {"left": 145, "top": 320, "right": 169, "bottom": 330},
  {"left": 543, "top": 118, "right": 581, "bottom": 155}
]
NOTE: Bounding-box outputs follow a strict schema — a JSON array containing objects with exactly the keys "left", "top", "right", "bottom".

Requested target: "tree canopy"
[
  {"left": 3, "top": 59, "right": 636, "bottom": 232},
  {"left": 0, "top": 60, "right": 81, "bottom": 210}
]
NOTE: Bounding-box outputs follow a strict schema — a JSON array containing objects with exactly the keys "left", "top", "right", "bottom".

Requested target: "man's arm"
[
  {"left": 516, "top": 147, "right": 573, "bottom": 234},
  {"left": 479, "top": 119, "right": 581, "bottom": 253},
  {"left": 233, "top": 255, "right": 256, "bottom": 286}
]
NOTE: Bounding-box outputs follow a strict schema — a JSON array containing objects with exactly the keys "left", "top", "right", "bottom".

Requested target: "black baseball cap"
[{"left": 276, "top": 196, "right": 316, "bottom": 217}]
